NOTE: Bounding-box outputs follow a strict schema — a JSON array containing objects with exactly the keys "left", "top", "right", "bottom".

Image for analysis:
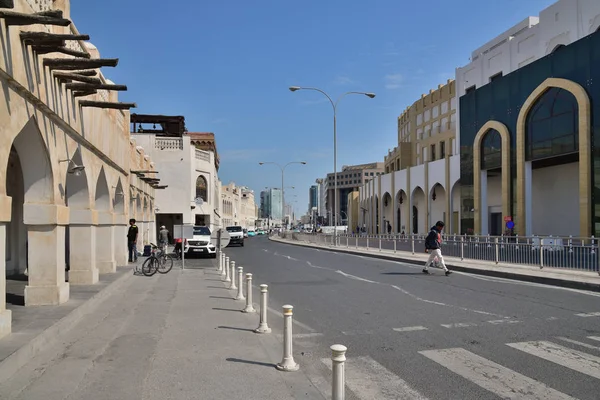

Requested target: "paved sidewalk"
[
  {"left": 270, "top": 236, "right": 600, "bottom": 292},
  {"left": 0, "top": 257, "right": 326, "bottom": 399}
]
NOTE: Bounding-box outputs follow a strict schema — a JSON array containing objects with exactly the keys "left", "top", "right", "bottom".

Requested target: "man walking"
[
  {"left": 127, "top": 218, "right": 139, "bottom": 263},
  {"left": 158, "top": 225, "right": 170, "bottom": 251},
  {"left": 423, "top": 221, "right": 452, "bottom": 276}
]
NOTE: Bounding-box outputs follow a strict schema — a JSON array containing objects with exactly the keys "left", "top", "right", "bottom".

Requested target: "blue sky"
[{"left": 72, "top": 0, "right": 555, "bottom": 216}]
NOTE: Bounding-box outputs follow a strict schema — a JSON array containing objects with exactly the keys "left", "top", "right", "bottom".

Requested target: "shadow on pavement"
[
  {"left": 212, "top": 307, "right": 242, "bottom": 312},
  {"left": 209, "top": 295, "right": 234, "bottom": 300},
  {"left": 218, "top": 325, "right": 256, "bottom": 332},
  {"left": 226, "top": 358, "right": 276, "bottom": 368}
]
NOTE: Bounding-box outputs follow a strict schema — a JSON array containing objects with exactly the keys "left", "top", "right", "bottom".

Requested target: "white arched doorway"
[
  {"left": 411, "top": 187, "right": 425, "bottom": 234},
  {"left": 429, "top": 183, "right": 446, "bottom": 227},
  {"left": 96, "top": 167, "right": 117, "bottom": 274},
  {"left": 381, "top": 192, "right": 393, "bottom": 234},
  {"left": 112, "top": 178, "right": 128, "bottom": 266},
  {"left": 396, "top": 190, "right": 407, "bottom": 234}
]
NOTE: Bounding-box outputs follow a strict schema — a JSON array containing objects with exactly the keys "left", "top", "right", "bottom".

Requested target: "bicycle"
[{"left": 141, "top": 243, "right": 174, "bottom": 276}]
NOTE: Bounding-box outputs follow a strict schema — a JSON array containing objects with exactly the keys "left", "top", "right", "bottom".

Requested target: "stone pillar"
[
  {"left": 0, "top": 195, "right": 13, "bottom": 339},
  {"left": 114, "top": 214, "right": 128, "bottom": 266},
  {"left": 97, "top": 211, "right": 116, "bottom": 273},
  {"left": 68, "top": 209, "right": 99, "bottom": 285},
  {"left": 23, "top": 203, "right": 70, "bottom": 306}
]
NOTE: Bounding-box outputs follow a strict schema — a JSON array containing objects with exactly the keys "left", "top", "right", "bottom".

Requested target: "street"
[{"left": 225, "top": 236, "right": 600, "bottom": 400}]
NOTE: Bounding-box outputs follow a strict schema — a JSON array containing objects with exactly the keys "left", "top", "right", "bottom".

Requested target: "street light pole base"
[{"left": 276, "top": 360, "right": 299, "bottom": 372}]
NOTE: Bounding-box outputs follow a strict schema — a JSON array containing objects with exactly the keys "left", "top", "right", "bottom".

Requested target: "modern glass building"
[{"left": 459, "top": 29, "right": 600, "bottom": 237}]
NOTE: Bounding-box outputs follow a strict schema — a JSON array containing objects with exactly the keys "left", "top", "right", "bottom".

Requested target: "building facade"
[
  {"left": 309, "top": 185, "right": 318, "bottom": 212},
  {"left": 327, "top": 162, "right": 385, "bottom": 226},
  {"left": 131, "top": 121, "right": 221, "bottom": 235},
  {"left": 356, "top": 80, "right": 459, "bottom": 235},
  {"left": 1, "top": 0, "right": 158, "bottom": 339},
  {"left": 259, "top": 187, "right": 283, "bottom": 223},
  {"left": 221, "top": 183, "right": 258, "bottom": 229},
  {"left": 315, "top": 178, "right": 327, "bottom": 218},
  {"left": 456, "top": 0, "right": 600, "bottom": 237}
]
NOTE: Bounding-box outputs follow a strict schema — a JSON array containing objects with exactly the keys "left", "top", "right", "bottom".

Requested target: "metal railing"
[{"left": 278, "top": 232, "right": 599, "bottom": 274}]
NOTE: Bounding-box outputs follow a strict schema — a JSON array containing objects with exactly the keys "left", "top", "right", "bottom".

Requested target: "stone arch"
[
  {"left": 196, "top": 175, "right": 208, "bottom": 201},
  {"left": 381, "top": 192, "right": 393, "bottom": 233},
  {"left": 411, "top": 186, "right": 425, "bottom": 234},
  {"left": 95, "top": 166, "right": 111, "bottom": 211},
  {"left": 516, "top": 78, "right": 591, "bottom": 236},
  {"left": 545, "top": 33, "right": 569, "bottom": 55},
  {"left": 395, "top": 189, "right": 407, "bottom": 233},
  {"left": 473, "top": 120, "right": 511, "bottom": 234},
  {"left": 429, "top": 182, "right": 446, "bottom": 227},
  {"left": 113, "top": 178, "right": 125, "bottom": 214},
  {"left": 65, "top": 148, "right": 90, "bottom": 209},
  {"left": 550, "top": 44, "right": 566, "bottom": 53}
]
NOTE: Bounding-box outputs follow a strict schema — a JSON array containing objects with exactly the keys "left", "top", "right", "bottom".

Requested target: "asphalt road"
[{"left": 224, "top": 235, "right": 600, "bottom": 400}]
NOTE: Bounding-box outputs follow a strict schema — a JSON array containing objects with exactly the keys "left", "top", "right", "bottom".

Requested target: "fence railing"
[{"left": 279, "top": 232, "right": 600, "bottom": 274}]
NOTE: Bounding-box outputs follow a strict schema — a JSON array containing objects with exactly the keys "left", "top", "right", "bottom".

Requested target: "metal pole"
[
  {"left": 281, "top": 167, "right": 285, "bottom": 230},
  {"left": 182, "top": 238, "right": 186, "bottom": 270},
  {"left": 333, "top": 110, "right": 337, "bottom": 246}
]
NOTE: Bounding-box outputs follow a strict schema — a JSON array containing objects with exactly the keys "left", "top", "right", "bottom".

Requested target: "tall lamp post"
[
  {"left": 289, "top": 86, "right": 375, "bottom": 243},
  {"left": 259, "top": 161, "right": 306, "bottom": 229}
]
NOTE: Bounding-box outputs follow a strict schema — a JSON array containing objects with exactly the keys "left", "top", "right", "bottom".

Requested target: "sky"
[{"left": 71, "top": 0, "right": 556, "bottom": 216}]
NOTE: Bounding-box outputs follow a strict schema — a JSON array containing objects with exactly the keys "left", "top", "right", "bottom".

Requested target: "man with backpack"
[{"left": 423, "top": 221, "right": 452, "bottom": 276}]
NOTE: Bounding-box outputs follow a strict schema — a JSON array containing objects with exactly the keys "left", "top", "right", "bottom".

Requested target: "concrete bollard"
[
  {"left": 235, "top": 266, "right": 245, "bottom": 300},
  {"left": 220, "top": 253, "right": 226, "bottom": 277},
  {"left": 225, "top": 257, "right": 231, "bottom": 282},
  {"left": 254, "top": 284, "right": 271, "bottom": 333},
  {"left": 242, "top": 273, "right": 256, "bottom": 313},
  {"left": 331, "top": 344, "right": 347, "bottom": 400},
  {"left": 276, "top": 305, "right": 299, "bottom": 372},
  {"left": 229, "top": 261, "right": 237, "bottom": 290}
]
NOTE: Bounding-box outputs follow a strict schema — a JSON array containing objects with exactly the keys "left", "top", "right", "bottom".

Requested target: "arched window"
[
  {"left": 196, "top": 175, "right": 208, "bottom": 201},
  {"left": 480, "top": 129, "right": 502, "bottom": 170},
  {"left": 526, "top": 87, "right": 578, "bottom": 161}
]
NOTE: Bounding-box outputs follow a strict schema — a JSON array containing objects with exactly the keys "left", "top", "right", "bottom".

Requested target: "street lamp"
[
  {"left": 259, "top": 161, "right": 306, "bottom": 229},
  {"left": 289, "top": 86, "right": 375, "bottom": 243}
]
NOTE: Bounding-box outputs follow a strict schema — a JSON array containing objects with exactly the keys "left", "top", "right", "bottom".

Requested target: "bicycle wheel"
[
  {"left": 141, "top": 257, "right": 158, "bottom": 277},
  {"left": 157, "top": 254, "right": 174, "bottom": 274}
]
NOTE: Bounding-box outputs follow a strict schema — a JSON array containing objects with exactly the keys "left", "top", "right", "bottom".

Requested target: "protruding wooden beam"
[
  {"left": 43, "top": 58, "right": 119, "bottom": 70},
  {"left": 79, "top": 100, "right": 137, "bottom": 110},
  {"left": 65, "top": 82, "right": 127, "bottom": 91},
  {"left": 0, "top": 0, "right": 14, "bottom": 9},
  {"left": 0, "top": 10, "right": 71, "bottom": 26},
  {"left": 32, "top": 45, "right": 91, "bottom": 59},
  {"left": 73, "top": 90, "right": 97, "bottom": 98},
  {"left": 72, "top": 70, "right": 97, "bottom": 77},
  {"left": 20, "top": 32, "right": 90, "bottom": 43},
  {"left": 53, "top": 72, "right": 101, "bottom": 84},
  {"left": 151, "top": 185, "right": 168, "bottom": 190}
]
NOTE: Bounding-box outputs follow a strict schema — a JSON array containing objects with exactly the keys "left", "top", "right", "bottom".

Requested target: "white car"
[
  {"left": 185, "top": 226, "right": 217, "bottom": 257},
  {"left": 225, "top": 225, "right": 244, "bottom": 247}
]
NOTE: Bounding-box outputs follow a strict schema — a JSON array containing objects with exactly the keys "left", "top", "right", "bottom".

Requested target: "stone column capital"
[
  {"left": 114, "top": 213, "right": 128, "bottom": 226},
  {"left": 0, "top": 194, "right": 12, "bottom": 222},
  {"left": 23, "top": 203, "right": 69, "bottom": 226},
  {"left": 97, "top": 210, "right": 116, "bottom": 226},
  {"left": 69, "top": 209, "right": 98, "bottom": 226}
]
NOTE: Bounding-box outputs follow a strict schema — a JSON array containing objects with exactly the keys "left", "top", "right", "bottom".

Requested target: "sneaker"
[
  {"left": 445, "top": 270, "right": 452, "bottom": 276},
  {"left": 422, "top": 268, "right": 430, "bottom": 274}
]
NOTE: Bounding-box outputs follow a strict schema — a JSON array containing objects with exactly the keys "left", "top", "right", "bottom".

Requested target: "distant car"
[
  {"left": 256, "top": 229, "right": 266, "bottom": 235},
  {"left": 185, "top": 226, "right": 217, "bottom": 258},
  {"left": 226, "top": 225, "right": 244, "bottom": 247},
  {"left": 247, "top": 228, "right": 256, "bottom": 237},
  {"left": 243, "top": 228, "right": 248, "bottom": 238}
]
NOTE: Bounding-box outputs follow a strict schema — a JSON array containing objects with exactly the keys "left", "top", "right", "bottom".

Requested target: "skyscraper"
[{"left": 309, "top": 185, "right": 318, "bottom": 211}]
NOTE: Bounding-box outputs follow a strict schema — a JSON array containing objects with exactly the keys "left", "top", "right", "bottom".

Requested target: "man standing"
[
  {"left": 423, "top": 221, "right": 452, "bottom": 276},
  {"left": 158, "top": 225, "right": 170, "bottom": 251},
  {"left": 127, "top": 218, "right": 138, "bottom": 263}
]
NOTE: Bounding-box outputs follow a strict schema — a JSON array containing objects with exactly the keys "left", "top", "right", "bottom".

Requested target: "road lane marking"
[
  {"left": 575, "top": 311, "right": 600, "bottom": 317},
  {"left": 556, "top": 337, "right": 600, "bottom": 351},
  {"left": 322, "top": 355, "right": 430, "bottom": 400},
  {"left": 487, "top": 319, "right": 521, "bottom": 325},
  {"left": 341, "top": 330, "right": 375, "bottom": 336},
  {"left": 267, "top": 306, "right": 316, "bottom": 332},
  {"left": 506, "top": 340, "right": 600, "bottom": 379},
  {"left": 335, "top": 270, "right": 379, "bottom": 284},
  {"left": 588, "top": 336, "right": 600, "bottom": 342},
  {"left": 393, "top": 326, "right": 428, "bottom": 332},
  {"left": 276, "top": 332, "right": 323, "bottom": 340},
  {"left": 441, "top": 322, "right": 478, "bottom": 328},
  {"left": 420, "top": 347, "right": 577, "bottom": 400}
]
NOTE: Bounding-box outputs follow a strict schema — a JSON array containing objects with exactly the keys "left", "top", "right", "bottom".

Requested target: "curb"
[
  {"left": 0, "top": 269, "right": 135, "bottom": 384},
  {"left": 269, "top": 237, "right": 600, "bottom": 293}
]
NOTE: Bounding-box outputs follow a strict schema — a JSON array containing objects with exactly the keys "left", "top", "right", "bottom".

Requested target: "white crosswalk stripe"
[
  {"left": 322, "top": 355, "right": 429, "bottom": 399},
  {"left": 506, "top": 340, "right": 600, "bottom": 380},
  {"left": 419, "top": 347, "right": 577, "bottom": 399}
]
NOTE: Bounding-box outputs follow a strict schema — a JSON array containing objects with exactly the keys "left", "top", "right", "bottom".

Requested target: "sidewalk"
[{"left": 270, "top": 236, "right": 600, "bottom": 292}]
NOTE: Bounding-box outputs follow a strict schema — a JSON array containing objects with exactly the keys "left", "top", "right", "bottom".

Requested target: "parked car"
[
  {"left": 226, "top": 225, "right": 244, "bottom": 246},
  {"left": 243, "top": 228, "right": 248, "bottom": 238},
  {"left": 185, "top": 226, "right": 217, "bottom": 257}
]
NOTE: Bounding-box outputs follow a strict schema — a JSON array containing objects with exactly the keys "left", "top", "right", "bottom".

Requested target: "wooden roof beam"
[
  {"left": 53, "top": 72, "right": 101, "bottom": 84},
  {"left": 71, "top": 70, "right": 98, "bottom": 77},
  {"left": 21, "top": 31, "right": 90, "bottom": 43},
  {"left": 65, "top": 82, "right": 127, "bottom": 91},
  {"left": 0, "top": 0, "right": 14, "bottom": 9},
  {"left": 73, "top": 90, "right": 97, "bottom": 98},
  {"left": 43, "top": 58, "right": 119, "bottom": 71},
  {"left": 0, "top": 10, "right": 71, "bottom": 26},
  {"left": 32, "top": 45, "right": 91, "bottom": 59},
  {"left": 78, "top": 100, "right": 137, "bottom": 110}
]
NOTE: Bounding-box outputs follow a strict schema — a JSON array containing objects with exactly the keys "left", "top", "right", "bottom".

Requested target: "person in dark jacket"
[{"left": 423, "top": 221, "right": 451, "bottom": 276}]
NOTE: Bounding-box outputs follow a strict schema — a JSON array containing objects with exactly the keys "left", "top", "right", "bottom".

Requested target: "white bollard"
[
  {"left": 220, "top": 253, "right": 226, "bottom": 276},
  {"left": 331, "top": 344, "right": 347, "bottom": 400},
  {"left": 242, "top": 273, "right": 256, "bottom": 313},
  {"left": 254, "top": 284, "right": 271, "bottom": 333},
  {"left": 229, "top": 261, "right": 237, "bottom": 290},
  {"left": 225, "top": 257, "right": 231, "bottom": 282},
  {"left": 276, "top": 305, "right": 299, "bottom": 372},
  {"left": 235, "top": 266, "right": 245, "bottom": 300}
]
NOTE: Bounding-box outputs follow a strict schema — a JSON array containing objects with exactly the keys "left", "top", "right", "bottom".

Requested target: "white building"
[
  {"left": 315, "top": 178, "right": 327, "bottom": 217},
  {"left": 220, "top": 183, "right": 258, "bottom": 229},
  {"left": 131, "top": 121, "right": 221, "bottom": 236}
]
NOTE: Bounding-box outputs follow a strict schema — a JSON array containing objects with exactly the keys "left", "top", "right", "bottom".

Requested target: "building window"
[
  {"left": 489, "top": 72, "right": 503, "bottom": 82},
  {"left": 440, "top": 141, "right": 446, "bottom": 159},
  {"left": 196, "top": 175, "right": 208, "bottom": 201},
  {"left": 481, "top": 129, "right": 502, "bottom": 170},
  {"left": 526, "top": 87, "right": 578, "bottom": 161},
  {"left": 430, "top": 144, "right": 436, "bottom": 161}
]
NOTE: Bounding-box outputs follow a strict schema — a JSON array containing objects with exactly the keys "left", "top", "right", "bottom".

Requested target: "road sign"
[
  {"left": 506, "top": 221, "right": 515, "bottom": 229},
  {"left": 504, "top": 216, "right": 512, "bottom": 222},
  {"left": 211, "top": 229, "right": 230, "bottom": 248},
  {"left": 174, "top": 224, "right": 194, "bottom": 240}
]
